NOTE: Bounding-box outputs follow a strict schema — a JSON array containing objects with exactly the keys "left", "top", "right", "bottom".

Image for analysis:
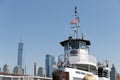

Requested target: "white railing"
[
  {"left": 58, "top": 53, "right": 97, "bottom": 65},
  {"left": 69, "top": 53, "right": 97, "bottom": 65},
  {"left": 0, "top": 75, "right": 52, "bottom": 80},
  {"left": 87, "top": 54, "right": 97, "bottom": 64}
]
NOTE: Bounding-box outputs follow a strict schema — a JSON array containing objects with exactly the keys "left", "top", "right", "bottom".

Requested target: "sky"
[{"left": 0, "top": 0, "right": 120, "bottom": 75}]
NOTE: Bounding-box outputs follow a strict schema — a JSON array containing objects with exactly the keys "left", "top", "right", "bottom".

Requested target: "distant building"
[
  {"left": 0, "top": 67, "right": 2, "bottom": 72},
  {"left": 110, "top": 64, "right": 117, "bottom": 80},
  {"left": 13, "top": 66, "right": 23, "bottom": 75},
  {"left": 34, "top": 62, "right": 39, "bottom": 76},
  {"left": 38, "top": 67, "right": 46, "bottom": 77},
  {"left": 17, "top": 39, "right": 24, "bottom": 68},
  {"left": 45, "top": 54, "right": 55, "bottom": 77},
  {"left": 3, "top": 64, "right": 10, "bottom": 73}
]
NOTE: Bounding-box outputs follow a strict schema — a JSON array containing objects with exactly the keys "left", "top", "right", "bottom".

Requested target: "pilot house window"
[
  {"left": 69, "top": 42, "right": 79, "bottom": 49},
  {"left": 81, "top": 42, "right": 86, "bottom": 49}
]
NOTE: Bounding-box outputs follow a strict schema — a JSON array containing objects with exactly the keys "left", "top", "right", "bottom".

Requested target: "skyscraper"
[
  {"left": 3, "top": 64, "right": 10, "bottom": 73},
  {"left": 17, "top": 39, "right": 23, "bottom": 68},
  {"left": 34, "top": 62, "right": 39, "bottom": 76},
  {"left": 38, "top": 67, "right": 46, "bottom": 77},
  {"left": 0, "top": 67, "right": 1, "bottom": 72},
  {"left": 13, "top": 66, "right": 23, "bottom": 75},
  {"left": 45, "top": 54, "right": 55, "bottom": 77},
  {"left": 110, "top": 64, "right": 117, "bottom": 80}
]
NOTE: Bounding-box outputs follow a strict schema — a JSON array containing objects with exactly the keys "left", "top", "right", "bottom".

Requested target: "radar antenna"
[{"left": 81, "top": 33, "right": 85, "bottom": 39}]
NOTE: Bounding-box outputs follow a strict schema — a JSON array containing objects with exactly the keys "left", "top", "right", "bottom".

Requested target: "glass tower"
[
  {"left": 17, "top": 40, "right": 23, "bottom": 68},
  {"left": 45, "top": 54, "right": 55, "bottom": 77},
  {"left": 110, "top": 64, "right": 117, "bottom": 80},
  {"left": 38, "top": 67, "right": 46, "bottom": 77}
]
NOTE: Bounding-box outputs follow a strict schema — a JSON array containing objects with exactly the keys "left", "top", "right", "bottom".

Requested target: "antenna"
[
  {"left": 20, "top": 36, "right": 22, "bottom": 43},
  {"left": 81, "top": 33, "right": 85, "bottom": 39},
  {"left": 75, "top": 6, "right": 77, "bottom": 17},
  {"left": 81, "top": 24, "right": 87, "bottom": 39}
]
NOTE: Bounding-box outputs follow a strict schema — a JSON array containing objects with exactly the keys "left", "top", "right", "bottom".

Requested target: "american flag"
[{"left": 70, "top": 17, "right": 80, "bottom": 24}]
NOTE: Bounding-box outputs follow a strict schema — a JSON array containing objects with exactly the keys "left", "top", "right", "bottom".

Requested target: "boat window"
[
  {"left": 72, "top": 64, "right": 97, "bottom": 75},
  {"left": 69, "top": 41, "right": 79, "bottom": 49},
  {"left": 81, "top": 45, "right": 86, "bottom": 49},
  {"left": 73, "top": 77, "right": 81, "bottom": 80},
  {"left": 64, "top": 43, "right": 69, "bottom": 50},
  {"left": 72, "top": 64, "right": 88, "bottom": 71},
  {"left": 64, "top": 45, "right": 69, "bottom": 50},
  {"left": 81, "top": 42, "right": 86, "bottom": 49}
]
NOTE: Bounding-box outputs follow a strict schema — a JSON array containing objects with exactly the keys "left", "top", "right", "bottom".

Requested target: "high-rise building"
[
  {"left": 0, "top": 67, "right": 2, "bottom": 72},
  {"left": 110, "top": 64, "right": 117, "bottom": 80},
  {"left": 13, "top": 66, "right": 23, "bottom": 75},
  {"left": 3, "top": 64, "right": 10, "bottom": 73},
  {"left": 38, "top": 67, "right": 46, "bottom": 77},
  {"left": 45, "top": 54, "right": 55, "bottom": 77},
  {"left": 17, "top": 39, "right": 23, "bottom": 68},
  {"left": 34, "top": 62, "right": 39, "bottom": 76}
]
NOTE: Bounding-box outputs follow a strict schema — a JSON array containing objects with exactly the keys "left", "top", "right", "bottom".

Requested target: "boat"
[
  {"left": 57, "top": 6, "right": 110, "bottom": 80},
  {"left": 0, "top": 6, "right": 110, "bottom": 80}
]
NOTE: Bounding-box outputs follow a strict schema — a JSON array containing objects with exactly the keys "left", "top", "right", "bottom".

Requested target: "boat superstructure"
[{"left": 58, "top": 6, "right": 110, "bottom": 80}]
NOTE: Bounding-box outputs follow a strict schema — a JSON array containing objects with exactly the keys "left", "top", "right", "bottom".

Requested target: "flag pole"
[{"left": 72, "top": 6, "right": 80, "bottom": 39}]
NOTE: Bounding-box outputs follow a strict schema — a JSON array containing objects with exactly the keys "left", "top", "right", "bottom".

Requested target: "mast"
[{"left": 71, "top": 6, "right": 80, "bottom": 39}]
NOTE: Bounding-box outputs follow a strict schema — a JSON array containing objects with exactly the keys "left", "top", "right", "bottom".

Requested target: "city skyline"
[{"left": 0, "top": 0, "right": 120, "bottom": 75}]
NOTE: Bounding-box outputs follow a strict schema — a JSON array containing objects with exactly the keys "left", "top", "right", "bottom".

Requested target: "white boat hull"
[{"left": 64, "top": 68, "right": 98, "bottom": 80}]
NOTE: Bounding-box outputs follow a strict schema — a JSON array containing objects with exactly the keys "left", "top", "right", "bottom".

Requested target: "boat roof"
[{"left": 60, "top": 38, "right": 91, "bottom": 46}]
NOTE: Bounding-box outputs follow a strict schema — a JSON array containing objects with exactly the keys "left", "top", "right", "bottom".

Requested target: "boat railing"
[
  {"left": 98, "top": 73, "right": 109, "bottom": 78},
  {"left": 0, "top": 75, "right": 52, "bottom": 80},
  {"left": 68, "top": 53, "right": 97, "bottom": 65},
  {"left": 58, "top": 53, "right": 97, "bottom": 65},
  {"left": 58, "top": 54, "right": 65, "bottom": 63},
  {"left": 87, "top": 53, "right": 97, "bottom": 65}
]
